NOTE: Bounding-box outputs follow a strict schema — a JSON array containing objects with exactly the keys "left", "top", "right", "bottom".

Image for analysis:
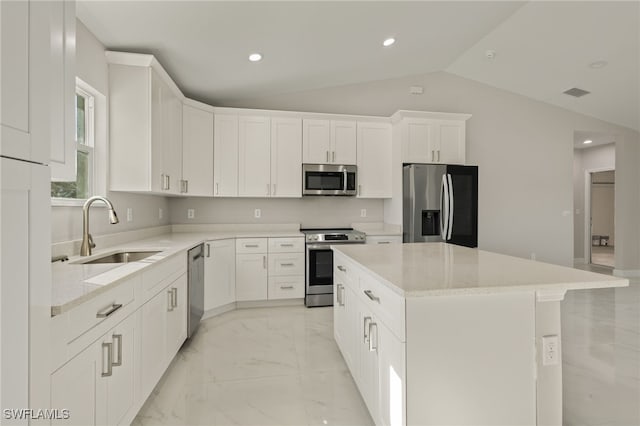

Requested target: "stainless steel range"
[{"left": 301, "top": 228, "right": 366, "bottom": 307}]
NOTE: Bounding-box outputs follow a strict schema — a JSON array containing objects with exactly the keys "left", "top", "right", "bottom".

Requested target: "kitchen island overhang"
[{"left": 331, "top": 242, "right": 628, "bottom": 426}]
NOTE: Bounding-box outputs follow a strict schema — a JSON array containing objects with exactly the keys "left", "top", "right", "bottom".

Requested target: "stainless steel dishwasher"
[{"left": 187, "top": 244, "right": 205, "bottom": 338}]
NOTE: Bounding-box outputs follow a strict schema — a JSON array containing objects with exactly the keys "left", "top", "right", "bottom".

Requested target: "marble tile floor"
[
  {"left": 562, "top": 264, "right": 640, "bottom": 426},
  {"left": 590, "top": 245, "right": 615, "bottom": 268},
  {"left": 133, "top": 306, "right": 373, "bottom": 426}
]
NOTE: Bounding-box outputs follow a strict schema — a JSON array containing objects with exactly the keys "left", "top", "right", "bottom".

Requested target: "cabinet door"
[
  {"left": 105, "top": 313, "right": 137, "bottom": 426},
  {"left": 140, "top": 287, "right": 168, "bottom": 398},
  {"left": 377, "top": 321, "right": 406, "bottom": 426},
  {"left": 357, "top": 122, "right": 392, "bottom": 198},
  {"left": 401, "top": 119, "right": 437, "bottom": 164},
  {"left": 331, "top": 120, "right": 357, "bottom": 165},
  {"left": 49, "top": 0, "right": 76, "bottom": 180},
  {"left": 150, "top": 70, "right": 165, "bottom": 193},
  {"left": 51, "top": 341, "right": 105, "bottom": 426},
  {"left": 204, "top": 240, "right": 236, "bottom": 310},
  {"left": 437, "top": 120, "right": 466, "bottom": 165},
  {"left": 163, "top": 89, "right": 183, "bottom": 195},
  {"left": 182, "top": 104, "right": 214, "bottom": 196},
  {"left": 334, "top": 281, "right": 347, "bottom": 357},
  {"left": 235, "top": 253, "right": 268, "bottom": 301},
  {"left": 213, "top": 114, "right": 239, "bottom": 196},
  {"left": 302, "top": 119, "right": 331, "bottom": 163},
  {"left": 357, "top": 302, "right": 380, "bottom": 420},
  {"left": 166, "top": 274, "right": 188, "bottom": 359},
  {"left": 270, "top": 117, "right": 302, "bottom": 197},
  {"left": 238, "top": 115, "right": 271, "bottom": 197}
]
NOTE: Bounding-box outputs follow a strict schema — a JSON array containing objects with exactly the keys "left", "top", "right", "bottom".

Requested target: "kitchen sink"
[{"left": 74, "top": 250, "right": 161, "bottom": 264}]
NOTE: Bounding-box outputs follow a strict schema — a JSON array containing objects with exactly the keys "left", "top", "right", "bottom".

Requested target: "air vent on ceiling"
[{"left": 563, "top": 87, "right": 591, "bottom": 98}]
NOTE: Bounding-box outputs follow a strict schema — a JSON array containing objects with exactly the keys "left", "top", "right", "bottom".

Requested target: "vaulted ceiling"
[{"left": 77, "top": 1, "right": 639, "bottom": 131}]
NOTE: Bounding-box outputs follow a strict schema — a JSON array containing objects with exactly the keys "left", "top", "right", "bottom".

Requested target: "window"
[{"left": 51, "top": 87, "right": 95, "bottom": 200}]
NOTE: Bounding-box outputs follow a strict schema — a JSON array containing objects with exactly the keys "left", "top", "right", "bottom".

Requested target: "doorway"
[{"left": 588, "top": 170, "right": 615, "bottom": 268}]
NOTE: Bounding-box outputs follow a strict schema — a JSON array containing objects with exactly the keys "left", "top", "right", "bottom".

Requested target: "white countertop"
[
  {"left": 333, "top": 242, "right": 628, "bottom": 298},
  {"left": 52, "top": 230, "right": 304, "bottom": 316}
]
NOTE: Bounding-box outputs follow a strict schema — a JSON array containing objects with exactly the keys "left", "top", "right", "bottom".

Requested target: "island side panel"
[
  {"left": 535, "top": 300, "right": 562, "bottom": 426},
  {"left": 406, "top": 292, "right": 537, "bottom": 426}
]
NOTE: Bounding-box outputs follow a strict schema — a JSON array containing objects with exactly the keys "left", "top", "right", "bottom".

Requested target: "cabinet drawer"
[
  {"left": 366, "top": 235, "right": 402, "bottom": 245},
  {"left": 268, "top": 237, "right": 304, "bottom": 253},
  {"left": 334, "top": 252, "right": 360, "bottom": 291},
  {"left": 236, "top": 238, "right": 267, "bottom": 254},
  {"left": 268, "top": 276, "right": 304, "bottom": 300},
  {"left": 269, "top": 253, "right": 305, "bottom": 276},
  {"left": 358, "top": 272, "right": 406, "bottom": 342},
  {"left": 141, "top": 253, "right": 186, "bottom": 297},
  {"left": 67, "top": 278, "right": 136, "bottom": 344}
]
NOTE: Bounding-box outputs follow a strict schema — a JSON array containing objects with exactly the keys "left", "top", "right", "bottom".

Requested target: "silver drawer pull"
[
  {"left": 101, "top": 342, "right": 113, "bottom": 377},
  {"left": 280, "top": 244, "right": 294, "bottom": 247},
  {"left": 363, "top": 316, "right": 372, "bottom": 343},
  {"left": 337, "top": 265, "right": 346, "bottom": 272},
  {"left": 245, "top": 244, "right": 259, "bottom": 248},
  {"left": 377, "top": 241, "right": 390, "bottom": 244},
  {"left": 369, "top": 322, "right": 378, "bottom": 352},
  {"left": 280, "top": 285, "right": 294, "bottom": 290},
  {"left": 96, "top": 303, "right": 123, "bottom": 318},
  {"left": 364, "top": 290, "right": 380, "bottom": 303},
  {"left": 112, "top": 334, "right": 123, "bottom": 367},
  {"left": 167, "top": 290, "right": 174, "bottom": 312},
  {"left": 280, "top": 263, "right": 295, "bottom": 267}
]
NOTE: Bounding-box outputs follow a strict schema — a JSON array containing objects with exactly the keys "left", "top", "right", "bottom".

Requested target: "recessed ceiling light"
[
  {"left": 248, "top": 53, "right": 262, "bottom": 62},
  {"left": 589, "top": 60, "right": 608, "bottom": 69},
  {"left": 584, "top": 139, "right": 593, "bottom": 144},
  {"left": 383, "top": 38, "right": 395, "bottom": 47}
]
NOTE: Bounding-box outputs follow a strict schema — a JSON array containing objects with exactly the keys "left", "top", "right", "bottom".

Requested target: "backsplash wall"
[{"left": 169, "top": 197, "right": 384, "bottom": 228}]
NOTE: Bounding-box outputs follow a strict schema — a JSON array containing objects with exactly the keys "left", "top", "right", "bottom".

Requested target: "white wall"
[
  {"left": 169, "top": 197, "right": 383, "bottom": 228},
  {"left": 222, "top": 71, "right": 640, "bottom": 269},
  {"left": 51, "top": 20, "right": 170, "bottom": 243}
]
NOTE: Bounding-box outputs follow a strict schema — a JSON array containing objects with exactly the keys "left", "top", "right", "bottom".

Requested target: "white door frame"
[{"left": 584, "top": 167, "right": 615, "bottom": 265}]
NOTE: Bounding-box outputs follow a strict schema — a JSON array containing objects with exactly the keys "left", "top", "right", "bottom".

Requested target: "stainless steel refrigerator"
[{"left": 403, "top": 164, "right": 478, "bottom": 247}]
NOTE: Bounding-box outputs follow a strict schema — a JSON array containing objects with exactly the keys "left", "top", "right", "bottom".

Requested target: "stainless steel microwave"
[{"left": 302, "top": 164, "right": 357, "bottom": 196}]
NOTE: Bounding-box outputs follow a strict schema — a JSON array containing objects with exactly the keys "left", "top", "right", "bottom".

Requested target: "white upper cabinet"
[
  {"left": 270, "top": 117, "right": 302, "bottom": 198},
  {"left": 357, "top": 121, "right": 392, "bottom": 198},
  {"left": 1, "top": 0, "right": 74, "bottom": 171},
  {"left": 396, "top": 112, "right": 471, "bottom": 165},
  {"left": 214, "top": 113, "right": 239, "bottom": 197},
  {"left": 107, "top": 52, "right": 184, "bottom": 195},
  {"left": 303, "top": 119, "right": 356, "bottom": 165},
  {"left": 182, "top": 102, "right": 214, "bottom": 196},
  {"left": 238, "top": 115, "right": 271, "bottom": 197}
]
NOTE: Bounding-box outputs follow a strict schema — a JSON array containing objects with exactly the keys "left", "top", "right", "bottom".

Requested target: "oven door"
[{"left": 306, "top": 244, "right": 334, "bottom": 295}]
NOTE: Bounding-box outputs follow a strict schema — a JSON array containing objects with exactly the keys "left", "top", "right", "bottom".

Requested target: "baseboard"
[
  {"left": 613, "top": 269, "right": 640, "bottom": 278},
  {"left": 237, "top": 298, "right": 304, "bottom": 309},
  {"left": 202, "top": 303, "right": 236, "bottom": 320}
]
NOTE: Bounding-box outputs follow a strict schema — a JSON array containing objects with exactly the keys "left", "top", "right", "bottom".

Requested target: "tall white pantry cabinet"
[{"left": 1, "top": 0, "right": 76, "bottom": 421}]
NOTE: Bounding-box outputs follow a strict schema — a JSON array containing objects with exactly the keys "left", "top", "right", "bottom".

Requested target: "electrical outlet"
[
  {"left": 531, "top": 253, "right": 536, "bottom": 261},
  {"left": 542, "top": 335, "right": 560, "bottom": 366},
  {"left": 126, "top": 208, "right": 133, "bottom": 222},
  {"left": 254, "top": 209, "right": 261, "bottom": 219},
  {"left": 158, "top": 208, "right": 163, "bottom": 220},
  {"left": 187, "top": 209, "right": 195, "bottom": 219},
  {"left": 360, "top": 209, "right": 367, "bottom": 218}
]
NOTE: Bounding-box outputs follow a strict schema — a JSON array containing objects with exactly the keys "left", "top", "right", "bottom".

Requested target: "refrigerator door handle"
[
  {"left": 441, "top": 174, "right": 449, "bottom": 241},
  {"left": 447, "top": 174, "right": 454, "bottom": 240},
  {"left": 410, "top": 166, "right": 416, "bottom": 240}
]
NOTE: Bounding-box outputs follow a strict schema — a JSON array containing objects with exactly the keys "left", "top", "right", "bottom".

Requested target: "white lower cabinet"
[
  {"left": 235, "top": 253, "right": 268, "bottom": 301},
  {"left": 204, "top": 239, "right": 236, "bottom": 310},
  {"left": 51, "top": 312, "right": 138, "bottom": 426},
  {"left": 366, "top": 235, "right": 403, "bottom": 245},
  {"left": 141, "top": 273, "right": 187, "bottom": 399}
]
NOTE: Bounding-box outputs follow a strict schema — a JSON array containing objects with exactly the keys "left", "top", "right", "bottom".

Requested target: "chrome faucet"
[{"left": 80, "top": 196, "right": 119, "bottom": 256}]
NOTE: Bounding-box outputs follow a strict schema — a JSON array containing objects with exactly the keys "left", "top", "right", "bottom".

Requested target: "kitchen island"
[{"left": 331, "top": 242, "right": 628, "bottom": 426}]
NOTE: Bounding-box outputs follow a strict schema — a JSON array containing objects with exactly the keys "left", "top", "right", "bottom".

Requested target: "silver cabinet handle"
[
  {"left": 263, "top": 255, "right": 267, "bottom": 269},
  {"left": 326, "top": 150, "right": 329, "bottom": 162},
  {"left": 337, "top": 265, "right": 346, "bottom": 272},
  {"left": 273, "top": 184, "right": 276, "bottom": 196},
  {"left": 207, "top": 243, "right": 211, "bottom": 257},
  {"left": 101, "top": 342, "right": 113, "bottom": 377},
  {"left": 332, "top": 151, "right": 335, "bottom": 162},
  {"left": 216, "top": 182, "right": 219, "bottom": 195},
  {"left": 437, "top": 150, "right": 440, "bottom": 162},
  {"left": 245, "top": 244, "right": 259, "bottom": 248},
  {"left": 377, "top": 241, "right": 390, "bottom": 244},
  {"left": 369, "top": 322, "right": 378, "bottom": 352},
  {"left": 161, "top": 174, "right": 167, "bottom": 190},
  {"left": 185, "top": 180, "right": 188, "bottom": 193},
  {"left": 112, "top": 334, "right": 123, "bottom": 367},
  {"left": 358, "top": 184, "right": 362, "bottom": 196},
  {"left": 280, "top": 263, "right": 295, "bottom": 267},
  {"left": 431, "top": 150, "right": 435, "bottom": 162},
  {"left": 267, "top": 183, "right": 270, "bottom": 196},
  {"left": 167, "top": 289, "right": 174, "bottom": 312},
  {"left": 172, "top": 287, "right": 178, "bottom": 309},
  {"left": 96, "top": 303, "right": 123, "bottom": 318},
  {"left": 364, "top": 290, "right": 380, "bottom": 303},
  {"left": 336, "top": 284, "right": 344, "bottom": 306},
  {"left": 363, "top": 316, "right": 372, "bottom": 343},
  {"left": 280, "top": 243, "right": 294, "bottom": 247},
  {"left": 280, "top": 285, "right": 294, "bottom": 290}
]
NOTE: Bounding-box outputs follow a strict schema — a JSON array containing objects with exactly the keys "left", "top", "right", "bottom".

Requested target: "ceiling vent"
[{"left": 563, "top": 87, "right": 591, "bottom": 98}]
